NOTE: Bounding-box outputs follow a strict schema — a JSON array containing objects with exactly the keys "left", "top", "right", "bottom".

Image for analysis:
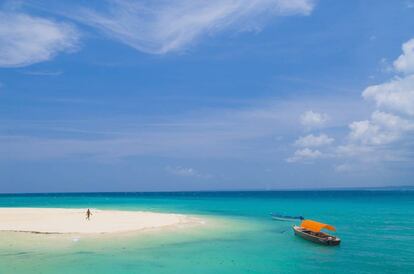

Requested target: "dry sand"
[{"left": 0, "top": 208, "right": 202, "bottom": 234}]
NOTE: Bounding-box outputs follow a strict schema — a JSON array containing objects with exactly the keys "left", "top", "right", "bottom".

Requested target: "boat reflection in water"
[{"left": 293, "top": 219, "right": 341, "bottom": 246}]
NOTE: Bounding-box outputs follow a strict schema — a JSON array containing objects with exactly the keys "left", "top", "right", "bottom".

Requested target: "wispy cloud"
[
  {"left": 0, "top": 11, "right": 80, "bottom": 67},
  {"left": 294, "top": 133, "right": 334, "bottom": 147},
  {"left": 0, "top": 96, "right": 360, "bottom": 162},
  {"left": 0, "top": 0, "right": 315, "bottom": 67},
  {"left": 165, "top": 166, "right": 210, "bottom": 178},
  {"left": 22, "top": 70, "right": 63, "bottom": 76},
  {"left": 406, "top": 1, "right": 414, "bottom": 9},
  {"left": 334, "top": 163, "right": 353, "bottom": 172},
  {"left": 58, "top": 0, "right": 314, "bottom": 54},
  {"left": 0, "top": 102, "right": 292, "bottom": 161}
]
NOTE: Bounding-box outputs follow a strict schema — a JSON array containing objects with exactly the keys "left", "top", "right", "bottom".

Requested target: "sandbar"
[{"left": 0, "top": 208, "right": 202, "bottom": 234}]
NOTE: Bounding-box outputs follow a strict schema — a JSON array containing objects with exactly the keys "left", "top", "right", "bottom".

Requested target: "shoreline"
[{"left": 0, "top": 208, "right": 204, "bottom": 235}]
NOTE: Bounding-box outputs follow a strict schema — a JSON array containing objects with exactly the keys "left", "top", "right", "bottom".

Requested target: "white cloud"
[
  {"left": 294, "top": 133, "right": 334, "bottom": 147},
  {"left": 289, "top": 38, "right": 414, "bottom": 167},
  {"left": 287, "top": 148, "right": 323, "bottom": 163},
  {"left": 355, "top": 38, "right": 414, "bottom": 150},
  {"left": 394, "top": 38, "right": 414, "bottom": 74},
  {"left": 349, "top": 120, "right": 397, "bottom": 145},
  {"left": 362, "top": 74, "right": 414, "bottom": 116},
  {"left": 372, "top": 111, "right": 414, "bottom": 131},
  {"left": 0, "top": 12, "right": 79, "bottom": 67},
  {"left": 348, "top": 111, "right": 413, "bottom": 146},
  {"left": 300, "top": 110, "right": 329, "bottom": 129},
  {"left": 64, "top": 0, "right": 314, "bottom": 54}
]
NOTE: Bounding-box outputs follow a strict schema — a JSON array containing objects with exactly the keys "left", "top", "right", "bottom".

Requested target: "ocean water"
[{"left": 0, "top": 191, "right": 413, "bottom": 274}]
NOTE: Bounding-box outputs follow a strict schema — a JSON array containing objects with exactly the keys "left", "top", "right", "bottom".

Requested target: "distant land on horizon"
[{"left": 1, "top": 185, "right": 413, "bottom": 196}]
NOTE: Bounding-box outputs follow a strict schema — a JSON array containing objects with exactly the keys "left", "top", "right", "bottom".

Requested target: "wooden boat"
[{"left": 293, "top": 219, "right": 340, "bottom": 246}]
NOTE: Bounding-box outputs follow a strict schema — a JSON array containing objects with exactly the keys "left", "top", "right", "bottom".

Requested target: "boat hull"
[
  {"left": 293, "top": 226, "right": 340, "bottom": 246},
  {"left": 271, "top": 213, "right": 304, "bottom": 221},
  {"left": 272, "top": 216, "right": 297, "bottom": 221}
]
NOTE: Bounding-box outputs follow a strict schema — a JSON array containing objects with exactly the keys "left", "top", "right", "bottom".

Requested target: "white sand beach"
[{"left": 0, "top": 208, "right": 202, "bottom": 234}]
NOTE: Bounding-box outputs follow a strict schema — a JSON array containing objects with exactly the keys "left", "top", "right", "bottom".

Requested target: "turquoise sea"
[{"left": 0, "top": 191, "right": 413, "bottom": 274}]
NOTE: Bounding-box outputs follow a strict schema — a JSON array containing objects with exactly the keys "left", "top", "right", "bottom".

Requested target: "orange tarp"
[{"left": 300, "top": 219, "right": 336, "bottom": 232}]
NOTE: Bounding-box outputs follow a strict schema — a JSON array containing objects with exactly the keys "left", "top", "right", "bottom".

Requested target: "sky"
[{"left": 1, "top": 0, "right": 414, "bottom": 193}]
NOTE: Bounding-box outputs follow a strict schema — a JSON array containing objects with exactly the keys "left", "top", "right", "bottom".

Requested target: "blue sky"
[{"left": 1, "top": 0, "right": 414, "bottom": 192}]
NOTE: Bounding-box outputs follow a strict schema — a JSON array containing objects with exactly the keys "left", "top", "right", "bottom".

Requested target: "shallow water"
[{"left": 0, "top": 191, "right": 413, "bottom": 273}]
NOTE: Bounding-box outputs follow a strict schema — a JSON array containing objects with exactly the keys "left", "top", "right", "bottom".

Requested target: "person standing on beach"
[{"left": 86, "top": 209, "right": 92, "bottom": 220}]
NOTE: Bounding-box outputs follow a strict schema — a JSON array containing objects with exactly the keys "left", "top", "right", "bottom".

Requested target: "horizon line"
[{"left": 1, "top": 185, "right": 413, "bottom": 195}]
